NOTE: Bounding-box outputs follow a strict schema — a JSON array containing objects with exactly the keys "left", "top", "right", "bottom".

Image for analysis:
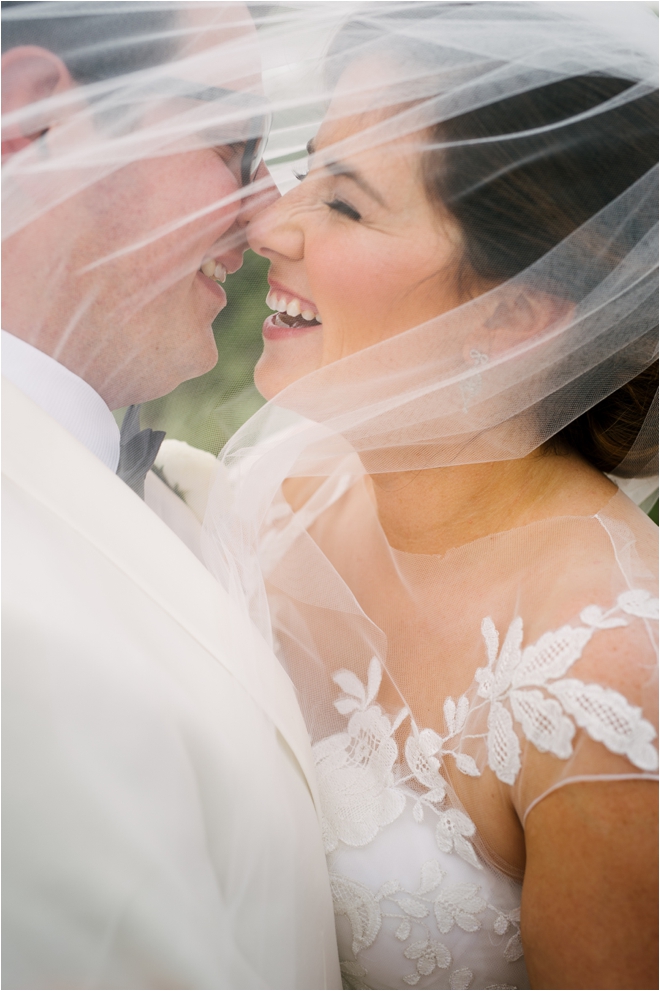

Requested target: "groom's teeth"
[
  {"left": 286, "top": 299, "right": 301, "bottom": 318},
  {"left": 278, "top": 297, "right": 288, "bottom": 312},
  {"left": 301, "top": 309, "right": 316, "bottom": 321},
  {"left": 266, "top": 290, "right": 277, "bottom": 309},
  {"left": 200, "top": 259, "right": 228, "bottom": 284}
]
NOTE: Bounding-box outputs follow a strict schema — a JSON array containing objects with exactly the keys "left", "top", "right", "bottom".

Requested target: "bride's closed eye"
[
  {"left": 292, "top": 169, "right": 362, "bottom": 222},
  {"left": 324, "top": 198, "right": 361, "bottom": 221}
]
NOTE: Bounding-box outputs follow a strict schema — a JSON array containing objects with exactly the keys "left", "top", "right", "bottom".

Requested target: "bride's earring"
[
  {"left": 461, "top": 348, "right": 489, "bottom": 412},
  {"left": 470, "top": 348, "right": 489, "bottom": 366}
]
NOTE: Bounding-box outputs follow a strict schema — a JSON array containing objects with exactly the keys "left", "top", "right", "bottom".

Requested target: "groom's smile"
[{"left": 2, "top": 1, "right": 278, "bottom": 411}]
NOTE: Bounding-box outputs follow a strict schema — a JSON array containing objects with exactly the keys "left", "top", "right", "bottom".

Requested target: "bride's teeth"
[
  {"left": 214, "top": 263, "right": 227, "bottom": 283},
  {"left": 265, "top": 290, "right": 319, "bottom": 321},
  {"left": 201, "top": 259, "right": 216, "bottom": 278}
]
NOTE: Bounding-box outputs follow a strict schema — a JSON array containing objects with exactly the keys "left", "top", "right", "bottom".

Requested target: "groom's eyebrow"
[{"left": 307, "top": 137, "right": 386, "bottom": 207}]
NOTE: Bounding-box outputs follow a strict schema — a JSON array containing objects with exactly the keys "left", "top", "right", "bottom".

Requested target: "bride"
[{"left": 156, "top": 3, "right": 658, "bottom": 988}]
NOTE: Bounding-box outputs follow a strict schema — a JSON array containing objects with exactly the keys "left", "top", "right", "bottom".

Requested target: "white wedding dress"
[
  {"left": 318, "top": 668, "right": 529, "bottom": 991},
  {"left": 314, "top": 579, "right": 656, "bottom": 991},
  {"left": 153, "top": 444, "right": 658, "bottom": 991},
  {"left": 258, "top": 482, "right": 658, "bottom": 991}
]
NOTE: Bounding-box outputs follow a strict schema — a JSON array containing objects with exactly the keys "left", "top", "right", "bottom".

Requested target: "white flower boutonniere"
[{"left": 152, "top": 439, "right": 218, "bottom": 523}]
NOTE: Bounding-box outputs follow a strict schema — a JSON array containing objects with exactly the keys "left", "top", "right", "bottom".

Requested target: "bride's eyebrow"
[{"left": 307, "top": 138, "right": 386, "bottom": 207}]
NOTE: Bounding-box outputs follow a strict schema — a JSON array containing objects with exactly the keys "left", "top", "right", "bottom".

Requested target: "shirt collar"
[{"left": 2, "top": 330, "right": 121, "bottom": 473}]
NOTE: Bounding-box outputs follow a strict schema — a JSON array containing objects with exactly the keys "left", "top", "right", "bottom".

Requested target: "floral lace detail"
[
  {"left": 474, "top": 590, "right": 659, "bottom": 784},
  {"left": 313, "top": 658, "right": 482, "bottom": 868},
  {"left": 333, "top": 860, "right": 523, "bottom": 989},
  {"left": 314, "top": 591, "right": 658, "bottom": 855},
  {"left": 316, "top": 662, "right": 519, "bottom": 987},
  {"left": 317, "top": 591, "right": 657, "bottom": 989}
]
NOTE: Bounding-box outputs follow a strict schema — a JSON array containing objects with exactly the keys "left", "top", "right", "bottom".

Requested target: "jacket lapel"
[{"left": 2, "top": 378, "right": 322, "bottom": 815}]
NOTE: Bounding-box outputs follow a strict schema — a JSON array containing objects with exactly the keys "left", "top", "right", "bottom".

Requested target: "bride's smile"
[
  {"left": 5, "top": 1, "right": 657, "bottom": 988},
  {"left": 263, "top": 278, "right": 321, "bottom": 338},
  {"left": 248, "top": 61, "right": 494, "bottom": 400},
  {"left": 232, "top": 10, "right": 658, "bottom": 986}
]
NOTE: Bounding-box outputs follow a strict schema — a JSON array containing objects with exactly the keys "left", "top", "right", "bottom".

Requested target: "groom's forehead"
[
  {"left": 1, "top": 3, "right": 268, "bottom": 251},
  {"left": 167, "top": 2, "right": 263, "bottom": 95}
]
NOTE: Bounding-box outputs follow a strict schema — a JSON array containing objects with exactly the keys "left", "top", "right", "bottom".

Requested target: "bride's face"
[{"left": 248, "top": 65, "right": 479, "bottom": 399}]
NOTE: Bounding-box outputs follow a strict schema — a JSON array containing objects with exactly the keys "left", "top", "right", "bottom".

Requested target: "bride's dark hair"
[
  {"left": 428, "top": 74, "right": 658, "bottom": 477},
  {"left": 328, "top": 4, "right": 658, "bottom": 477}
]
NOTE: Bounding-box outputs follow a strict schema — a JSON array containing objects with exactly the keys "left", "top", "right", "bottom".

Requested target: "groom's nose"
[{"left": 236, "top": 161, "right": 280, "bottom": 228}]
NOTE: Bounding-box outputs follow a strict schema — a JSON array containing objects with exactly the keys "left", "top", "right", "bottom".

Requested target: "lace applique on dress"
[
  {"left": 314, "top": 658, "right": 482, "bottom": 869},
  {"left": 331, "top": 859, "right": 523, "bottom": 988},
  {"left": 474, "top": 590, "right": 659, "bottom": 783},
  {"left": 316, "top": 592, "right": 658, "bottom": 989},
  {"left": 315, "top": 659, "right": 524, "bottom": 987}
]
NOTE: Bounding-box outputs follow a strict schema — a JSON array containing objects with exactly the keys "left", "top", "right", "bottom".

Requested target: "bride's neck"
[{"left": 368, "top": 446, "right": 617, "bottom": 556}]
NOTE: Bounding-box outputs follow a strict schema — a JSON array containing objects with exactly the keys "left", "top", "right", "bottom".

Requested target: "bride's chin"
[{"left": 254, "top": 329, "right": 323, "bottom": 401}]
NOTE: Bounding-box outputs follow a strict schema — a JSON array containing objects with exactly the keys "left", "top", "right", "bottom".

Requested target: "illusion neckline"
[{"left": 386, "top": 486, "right": 630, "bottom": 562}]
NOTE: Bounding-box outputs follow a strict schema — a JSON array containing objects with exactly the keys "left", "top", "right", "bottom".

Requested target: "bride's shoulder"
[
  {"left": 523, "top": 485, "right": 656, "bottom": 604},
  {"left": 520, "top": 490, "right": 657, "bottom": 695},
  {"left": 465, "top": 492, "right": 658, "bottom": 819}
]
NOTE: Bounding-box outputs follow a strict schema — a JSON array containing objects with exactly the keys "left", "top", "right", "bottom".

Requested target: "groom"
[{"left": 2, "top": 4, "right": 339, "bottom": 989}]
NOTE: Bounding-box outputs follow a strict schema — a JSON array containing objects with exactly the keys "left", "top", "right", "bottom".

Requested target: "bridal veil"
[
  {"left": 199, "top": 0, "right": 659, "bottom": 870},
  {"left": 5, "top": 0, "right": 656, "bottom": 872},
  {"left": 5, "top": 3, "right": 656, "bottom": 986}
]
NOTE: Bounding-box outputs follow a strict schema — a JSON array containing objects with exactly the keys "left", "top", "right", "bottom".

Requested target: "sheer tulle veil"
[
  {"left": 202, "top": 3, "right": 657, "bottom": 599},
  {"left": 4, "top": 0, "right": 654, "bottom": 862},
  {"left": 3, "top": 1, "right": 656, "bottom": 977},
  {"left": 199, "top": 1, "right": 658, "bottom": 847}
]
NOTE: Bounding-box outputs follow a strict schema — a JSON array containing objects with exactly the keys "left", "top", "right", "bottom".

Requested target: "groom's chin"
[
  {"left": 180, "top": 325, "right": 219, "bottom": 385},
  {"left": 142, "top": 328, "right": 219, "bottom": 405}
]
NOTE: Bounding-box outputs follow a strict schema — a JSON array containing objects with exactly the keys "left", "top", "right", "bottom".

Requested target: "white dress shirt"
[{"left": 2, "top": 330, "right": 120, "bottom": 472}]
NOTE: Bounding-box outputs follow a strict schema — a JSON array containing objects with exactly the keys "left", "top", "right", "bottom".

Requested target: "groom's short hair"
[{"left": 1, "top": 1, "right": 180, "bottom": 83}]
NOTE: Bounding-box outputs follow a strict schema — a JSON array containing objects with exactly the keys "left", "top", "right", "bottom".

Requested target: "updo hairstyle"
[{"left": 327, "top": 4, "right": 658, "bottom": 476}]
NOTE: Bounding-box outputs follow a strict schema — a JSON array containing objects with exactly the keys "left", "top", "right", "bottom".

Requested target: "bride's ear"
[
  {"left": 467, "top": 287, "right": 574, "bottom": 361},
  {"left": 2, "top": 46, "right": 76, "bottom": 159}
]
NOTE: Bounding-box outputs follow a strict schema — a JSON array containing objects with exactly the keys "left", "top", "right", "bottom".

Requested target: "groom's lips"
[
  {"left": 196, "top": 269, "right": 228, "bottom": 305},
  {"left": 195, "top": 254, "right": 243, "bottom": 307}
]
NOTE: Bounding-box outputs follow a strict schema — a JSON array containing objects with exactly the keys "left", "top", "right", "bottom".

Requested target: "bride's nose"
[{"left": 247, "top": 187, "right": 305, "bottom": 263}]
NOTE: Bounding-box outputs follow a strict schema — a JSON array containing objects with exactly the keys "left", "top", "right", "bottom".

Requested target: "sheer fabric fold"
[{"left": 199, "top": 10, "right": 657, "bottom": 984}]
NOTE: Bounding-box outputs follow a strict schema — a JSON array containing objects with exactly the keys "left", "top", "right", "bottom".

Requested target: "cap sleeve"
[{"left": 483, "top": 589, "right": 659, "bottom": 823}]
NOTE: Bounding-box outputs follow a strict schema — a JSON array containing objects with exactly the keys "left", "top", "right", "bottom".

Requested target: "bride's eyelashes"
[
  {"left": 291, "top": 167, "right": 362, "bottom": 221},
  {"left": 324, "top": 198, "right": 362, "bottom": 221}
]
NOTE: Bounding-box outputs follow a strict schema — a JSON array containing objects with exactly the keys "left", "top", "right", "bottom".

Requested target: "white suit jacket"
[{"left": 2, "top": 379, "right": 341, "bottom": 990}]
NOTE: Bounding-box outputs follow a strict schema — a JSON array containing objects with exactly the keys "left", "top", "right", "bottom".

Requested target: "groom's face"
[{"left": 1, "top": 3, "right": 275, "bottom": 409}]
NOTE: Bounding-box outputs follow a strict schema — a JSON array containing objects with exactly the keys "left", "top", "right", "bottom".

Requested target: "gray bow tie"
[{"left": 117, "top": 405, "right": 165, "bottom": 499}]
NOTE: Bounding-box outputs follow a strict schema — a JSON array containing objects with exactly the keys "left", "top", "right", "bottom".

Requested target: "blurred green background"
[{"left": 138, "top": 249, "right": 270, "bottom": 455}]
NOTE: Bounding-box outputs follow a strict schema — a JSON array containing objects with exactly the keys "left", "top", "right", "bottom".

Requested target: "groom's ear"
[{"left": 2, "top": 46, "right": 76, "bottom": 159}]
